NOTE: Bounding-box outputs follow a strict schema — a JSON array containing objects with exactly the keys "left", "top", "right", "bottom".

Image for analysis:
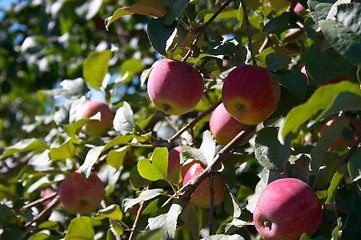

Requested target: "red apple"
[
  {"left": 222, "top": 65, "right": 281, "bottom": 125},
  {"left": 81, "top": 100, "right": 113, "bottom": 136},
  {"left": 58, "top": 171, "right": 105, "bottom": 214},
  {"left": 209, "top": 103, "right": 255, "bottom": 145},
  {"left": 168, "top": 146, "right": 184, "bottom": 175},
  {"left": 293, "top": 2, "right": 305, "bottom": 15},
  {"left": 182, "top": 162, "right": 227, "bottom": 208},
  {"left": 147, "top": 59, "right": 204, "bottom": 115},
  {"left": 253, "top": 178, "right": 323, "bottom": 240},
  {"left": 320, "top": 116, "right": 361, "bottom": 151}
]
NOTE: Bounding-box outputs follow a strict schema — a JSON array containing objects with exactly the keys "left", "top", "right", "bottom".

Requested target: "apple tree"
[{"left": 1, "top": 0, "right": 361, "bottom": 239}]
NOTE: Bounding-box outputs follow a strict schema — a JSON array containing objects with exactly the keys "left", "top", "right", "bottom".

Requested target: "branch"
[
  {"left": 24, "top": 195, "right": 60, "bottom": 228},
  {"left": 128, "top": 200, "right": 147, "bottom": 240},
  {"left": 342, "top": 135, "right": 361, "bottom": 165},
  {"left": 208, "top": 172, "right": 215, "bottom": 235},
  {"left": 22, "top": 192, "right": 58, "bottom": 210},
  {"left": 182, "top": 0, "right": 235, "bottom": 62},
  {"left": 240, "top": 0, "right": 256, "bottom": 65},
  {"left": 166, "top": 101, "right": 222, "bottom": 146}
]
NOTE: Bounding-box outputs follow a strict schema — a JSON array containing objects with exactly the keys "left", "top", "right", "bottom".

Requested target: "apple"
[
  {"left": 81, "top": 100, "right": 113, "bottom": 136},
  {"left": 222, "top": 65, "right": 281, "bottom": 125},
  {"left": 253, "top": 178, "right": 323, "bottom": 240},
  {"left": 58, "top": 171, "right": 105, "bottom": 214},
  {"left": 147, "top": 59, "right": 204, "bottom": 115},
  {"left": 209, "top": 103, "right": 255, "bottom": 145},
  {"left": 293, "top": 2, "right": 305, "bottom": 15},
  {"left": 168, "top": 146, "right": 184, "bottom": 175},
  {"left": 182, "top": 162, "right": 227, "bottom": 208},
  {"left": 320, "top": 116, "right": 361, "bottom": 151}
]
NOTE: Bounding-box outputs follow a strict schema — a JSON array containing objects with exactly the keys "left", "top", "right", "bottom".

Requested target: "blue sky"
[{"left": 0, "top": 0, "right": 17, "bottom": 9}]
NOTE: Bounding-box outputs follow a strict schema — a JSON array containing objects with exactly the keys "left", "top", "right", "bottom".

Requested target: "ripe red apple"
[
  {"left": 168, "top": 146, "right": 184, "bottom": 175},
  {"left": 147, "top": 59, "right": 204, "bottom": 115},
  {"left": 209, "top": 103, "right": 255, "bottom": 145},
  {"left": 222, "top": 65, "right": 281, "bottom": 125},
  {"left": 293, "top": 2, "right": 305, "bottom": 15},
  {"left": 81, "top": 100, "right": 113, "bottom": 136},
  {"left": 58, "top": 171, "right": 105, "bottom": 214},
  {"left": 182, "top": 162, "right": 227, "bottom": 208},
  {"left": 253, "top": 178, "right": 323, "bottom": 240},
  {"left": 320, "top": 116, "right": 361, "bottom": 151}
]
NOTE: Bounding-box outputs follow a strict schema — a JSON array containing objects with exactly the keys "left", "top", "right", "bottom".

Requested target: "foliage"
[{"left": 1, "top": 0, "right": 361, "bottom": 239}]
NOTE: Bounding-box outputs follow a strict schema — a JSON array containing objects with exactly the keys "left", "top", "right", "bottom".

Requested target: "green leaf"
[
  {"left": 162, "top": 0, "right": 189, "bottom": 25},
  {"left": 110, "top": 219, "right": 124, "bottom": 236},
  {"left": 272, "top": 70, "right": 307, "bottom": 98},
  {"left": 280, "top": 81, "right": 361, "bottom": 139},
  {"left": 180, "top": 146, "right": 207, "bottom": 166},
  {"left": 123, "top": 188, "right": 164, "bottom": 211},
  {"left": 263, "top": 12, "right": 290, "bottom": 34},
  {"left": 83, "top": 50, "right": 112, "bottom": 89},
  {"left": 117, "top": 58, "right": 144, "bottom": 83},
  {"left": 308, "top": 0, "right": 335, "bottom": 24},
  {"left": 304, "top": 42, "right": 353, "bottom": 85},
  {"left": 319, "top": 4, "right": 361, "bottom": 66},
  {"left": 49, "top": 138, "right": 75, "bottom": 161},
  {"left": 0, "top": 184, "right": 15, "bottom": 201},
  {"left": 79, "top": 146, "right": 105, "bottom": 179},
  {"left": 348, "top": 148, "right": 361, "bottom": 182},
  {"left": 164, "top": 203, "right": 183, "bottom": 239},
  {"left": 203, "top": 9, "right": 239, "bottom": 23},
  {"left": 64, "top": 217, "right": 94, "bottom": 240},
  {"left": 107, "top": 146, "right": 129, "bottom": 170},
  {"left": 104, "top": 135, "right": 134, "bottom": 151},
  {"left": 147, "top": 18, "right": 177, "bottom": 55},
  {"left": 195, "top": 56, "right": 222, "bottom": 75},
  {"left": 325, "top": 164, "right": 347, "bottom": 206},
  {"left": 137, "top": 147, "right": 168, "bottom": 181},
  {"left": 265, "top": 52, "right": 291, "bottom": 71},
  {"left": 320, "top": 92, "right": 361, "bottom": 119},
  {"left": 332, "top": 217, "right": 343, "bottom": 240},
  {"left": 255, "top": 127, "right": 292, "bottom": 172},
  {"left": 1, "top": 139, "right": 49, "bottom": 160},
  {"left": 96, "top": 204, "right": 123, "bottom": 221},
  {"left": 105, "top": 0, "right": 168, "bottom": 30},
  {"left": 205, "top": 234, "right": 245, "bottom": 240},
  {"left": 310, "top": 118, "right": 346, "bottom": 173},
  {"left": 113, "top": 102, "right": 134, "bottom": 135}
]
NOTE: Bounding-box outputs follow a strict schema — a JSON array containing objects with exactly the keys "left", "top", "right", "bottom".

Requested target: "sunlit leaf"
[
  {"left": 83, "top": 50, "right": 112, "bottom": 89},
  {"left": 123, "top": 188, "right": 163, "bottom": 211},
  {"left": 96, "top": 204, "right": 123, "bottom": 221},
  {"left": 64, "top": 217, "right": 94, "bottom": 240},
  {"left": 113, "top": 102, "right": 134, "bottom": 135},
  {"left": 137, "top": 147, "right": 168, "bottom": 181},
  {"left": 1, "top": 139, "right": 49, "bottom": 160},
  {"left": 107, "top": 145, "right": 129, "bottom": 170}
]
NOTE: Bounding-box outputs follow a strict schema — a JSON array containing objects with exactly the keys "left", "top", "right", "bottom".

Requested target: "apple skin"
[
  {"left": 209, "top": 103, "right": 255, "bottom": 145},
  {"left": 293, "top": 2, "right": 305, "bottom": 15},
  {"left": 168, "top": 146, "right": 184, "bottom": 174},
  {"left": 147, "top": 59, "right": 204, "bottom": 115},
  {"left": 253, "top": 178, "right": 323, "bottom": 240},
  {"left": 182, "top": 162, "right": 227, "bottom": 208},
  {"left": 222, "top": 65, "right": 281, "bottom": 125},
  {"left": 81, "top": 100, "right": 113, "bottom": 136},
  {"left": 58, "top": 171, "right": 105, "bottom": 214},
  {"left": 320, "top": 116, "right": 361, "bottom": 151}
]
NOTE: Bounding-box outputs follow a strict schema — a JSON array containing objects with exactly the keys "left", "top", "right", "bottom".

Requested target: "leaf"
[
  {"left": 308, "top": 0, "right": 335, "bottom": 24},
  {"left": 304, "top": 42, "right": 353, "bottom": 85},
  {"left": 123, "top": 188, "right": 163, "bottom": 211},
  {"left": 113, "top": 102, "right": 134, "bottom": 135},
  {"left": 205, "top": 234, "right": 245, "bottom": 240},
  {"left": 325, "top": 164, "right": 347, "bottom": 206},
  {"left": 310, "top": 118, "right": 347, "bottom": 173},
  {"left": 194, "top": 56, "right": 222, "bottom": 75},
  {"left": 271, "top": 70, "right": 307, "bottom": 98},
  {"left": 255, "top": 127, "right": 292, "bottom": 172},
  {"left": 180, "top": 146, "right": 207, "bottom": 166},
  {"left": 1, "top": 139, "right": 49, "bottom": 160},
  {"left": 348, "top": 148, "right": 361, "bottom": 182},
  {"left": 200, "top": 131, "right": 216, "bottom": 166},
  {"left": 332, "top": 217, "right": 343, "bottom": 240},
  {"left": 164, "top": 203, "right": 183, "bottom": 239},
  {"left": 105, "top": 0, "right": 168, "bottom": 30},
  {"left": 320, "top": 92, "right": 361, "bottom": 119},
  {"left": 137, "top": 147, "right": 168, "bottom": 181},
  {"left": 203, "top": 9, "right": 239, "bottom": 23},
  {"left": 107, "top": 145, "right": 129, "bottom": 170},
  {"left": 147, "top": 18, "right": 177, "bottom": 55},
  {"left": 263, "top": 12, "right": 290, "bottom": 34},
  {"left": 64, "top": 217, "right": 94, "bottom": 240},
  {"left": 96, "top": 204, "right": 123, "bottom": 221},
  {"left": 280, "top": 81, "right": 361, "bottom": 139},
  {"left": 162, "top": 0, "right": 189, "bottom": 25},
  {"left": 110, "top": 219, "right": 124, "bottom": 236},
  {"left": 59, "top": 78, "right": 89, "bottom": 98},
  {"left": 83, "top": 50, "right": 112, "bottom": 89},
  {"left": 265, "top": 52, "right": 291, "bottom": 71},
  {"left": 118, "top": 58, "right": 144, "bottom": 83},
  {"left": 79, "top": 146, "right": 105, "bottom": 179},
  {"left": 319, "top": 4, "right": 361, "bottom": 66},
  {"left": 49, "top": 138, "right": 75, "bottom": 161}
]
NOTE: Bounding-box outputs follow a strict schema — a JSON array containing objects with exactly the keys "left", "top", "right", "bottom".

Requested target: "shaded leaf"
[
  {"left": 162, "top": 0, "right": 189, "bottom": 25},
  {"left": 195, "top": 56, "right": 222, "bottom": 75},
  {"left": 265, "top": 52, "right": 291, "bottom": 71},
  {"left": 79, "top": 146, "right": 105, "bottom": 179},
  {"left": 348, "top": 148, "right": 361, "bottom": 182},
  {"left": 147, "top": 18, "right": 177, "bottom": 55},
  {"left": 272, "top": 70, "right": 307, "bottom": 98}
]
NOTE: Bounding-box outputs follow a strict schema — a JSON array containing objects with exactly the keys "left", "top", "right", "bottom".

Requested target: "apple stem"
[
  {"left": 240, "top": 0, "right": 257, "bottom": 65},
  {"left": 181, "top": 0, "right": 234, "bottom": 62}
]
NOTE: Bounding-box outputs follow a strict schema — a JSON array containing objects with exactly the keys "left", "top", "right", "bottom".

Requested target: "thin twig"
[
  {"left": 208, "top": 172, "right": 215, "bottom": 235},
  {"left": 342, "top": 135, "right": 361, "bottom": 165},
  {"left": 128, "top": 187, "right": 149, "bottom": 240},
  {"left": 22, "top": 192, "right": 58, "bottom": 210},
  {"left": 25, "top": 195, "right": 60, "bottom": 228},
  {"left": 240, "top": 0, "right": 256, "bottom": 65},
  {"left": 167, "top": 101, "right": 222, "bottom": 146},
  {"left": 182, "top": 0, "right": 235, "bottom": 62}
]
